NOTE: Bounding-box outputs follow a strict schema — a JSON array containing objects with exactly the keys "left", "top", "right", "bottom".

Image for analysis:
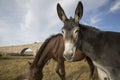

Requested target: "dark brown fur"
[{"left": 28, "top": 34, "right": 94, "bottom": 80}]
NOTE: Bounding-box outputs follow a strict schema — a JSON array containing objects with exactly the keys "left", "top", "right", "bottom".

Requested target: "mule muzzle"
[{"left": 63, "top": 52, "right": 74, "bottom": 61}]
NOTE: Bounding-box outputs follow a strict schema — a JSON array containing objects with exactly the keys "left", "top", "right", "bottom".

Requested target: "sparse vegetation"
[{"left": 0, "top": 53, "right": 98, "bottom": 80}]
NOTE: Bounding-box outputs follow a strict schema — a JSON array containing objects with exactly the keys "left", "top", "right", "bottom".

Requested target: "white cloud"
[
  {"left": 80, "top": 0, "right": 109, "bottom": 26},
  {"left": 19, "top": 0, "right": 80, "bottom": 43},
  {"left": 110, "top": 0, "right": 120, "bottom": 12},
  {"left": 0, "top": 0, "right": 114, "bottom": 46},
  {"left": 90, "top": 16, "right": 102, "bottom": 25},
  {"left": 81, "top": 0, "right": 109, "bottom": 13}
]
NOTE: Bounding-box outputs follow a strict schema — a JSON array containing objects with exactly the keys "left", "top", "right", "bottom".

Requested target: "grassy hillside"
[{"left": 0, "top": 54, "right": 98, "bottom": 80}]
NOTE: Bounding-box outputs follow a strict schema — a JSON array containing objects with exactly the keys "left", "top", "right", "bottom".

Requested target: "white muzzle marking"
[{"left": 63, "top": 41, "right": 76, "bottom": 61}]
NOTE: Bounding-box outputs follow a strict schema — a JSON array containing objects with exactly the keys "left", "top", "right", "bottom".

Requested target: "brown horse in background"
[{"left": 28, "top": 34, "right": 95, "bottom": 80}]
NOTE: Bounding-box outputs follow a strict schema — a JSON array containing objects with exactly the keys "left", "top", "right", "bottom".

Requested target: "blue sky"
[{"left": 0, "top": 0, "right": 120, "bottom": 46}]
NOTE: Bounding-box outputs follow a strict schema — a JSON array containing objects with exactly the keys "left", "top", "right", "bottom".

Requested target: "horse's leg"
[
  {"left": 56, "top": 63, "right": 62, "bottom": 78},
  {"left": 86, "top": 56, "right": 95, "bottom": 80},
  {"left": 36, "top": 52, "right": 51, "bottom": 80},
  {"left": 56, "top": 59, "right": 65, "bottom": 80}
]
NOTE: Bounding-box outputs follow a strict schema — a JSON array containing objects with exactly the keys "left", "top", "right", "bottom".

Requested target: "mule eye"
[
  {"left": 75, "top": 29, "right": 79, "bottom": 33},
  {"left": 62, "top": 30, "right": 64, "bottom": 33}
]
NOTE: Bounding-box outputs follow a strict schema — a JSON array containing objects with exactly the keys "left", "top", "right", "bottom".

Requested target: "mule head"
[
  {"left": 28, "top": 62, "right": 43, "bottom": 80},
  {"left": 57, "top": 1, "right": 83, "bottom": 61}
]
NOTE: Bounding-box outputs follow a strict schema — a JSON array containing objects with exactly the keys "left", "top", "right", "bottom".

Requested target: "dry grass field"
[{"left": 0, "top": 53, "right": 98, "bottom": 80}]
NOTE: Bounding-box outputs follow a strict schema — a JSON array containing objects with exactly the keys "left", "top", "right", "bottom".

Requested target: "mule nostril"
[
  {"left": 70, "top": 53, "right": 73, "bottom": 57},
  {"left": 63, "top": 53, "right": 73, "bottom": 60},
  {"left": 63, "top": 54, "right": 67, "bottom": 58}
]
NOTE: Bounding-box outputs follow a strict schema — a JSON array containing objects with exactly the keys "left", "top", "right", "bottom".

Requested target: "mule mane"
[
  {"left": 79, "top": 24, "right": 100, "bottom": 32},
  {"left": 31, "top": 33, "right": 62, "bottom": 67},
  {"left": 80, "top": 24, "right": 101, "bottom": 35}
]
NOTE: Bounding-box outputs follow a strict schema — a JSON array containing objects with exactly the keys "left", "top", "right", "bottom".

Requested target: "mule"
[
  {"left": 28, "top": 34, "right": 95, "bottom": 80},
  {"left": 57, "top": 1, "right": 120, "bottom": 80}
]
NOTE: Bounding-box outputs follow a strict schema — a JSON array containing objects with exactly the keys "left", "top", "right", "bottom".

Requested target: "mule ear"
[
  {"left": 74, "top": 1, "right": 83, "bottom": 22},
  {"left": 28, "top": 61, "right": 32, "bottom": 66},
  {"left": 57, "top": 3, "right": 67, "bottom": 22}
]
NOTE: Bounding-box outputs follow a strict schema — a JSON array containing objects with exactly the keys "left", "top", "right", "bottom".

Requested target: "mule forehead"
[{"left": 63, "top": 22, "right": 79, "bottom": 31}]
